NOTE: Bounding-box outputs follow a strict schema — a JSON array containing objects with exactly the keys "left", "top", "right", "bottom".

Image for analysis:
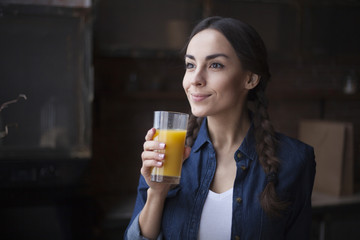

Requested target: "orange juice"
[{"left": 151, "top": 129, "right": 187, "bottom": 181}]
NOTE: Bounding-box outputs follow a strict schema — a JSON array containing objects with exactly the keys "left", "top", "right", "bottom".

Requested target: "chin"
[
  {"left": 191, "top": 107, "right": 208, "bottom": 118},
  {"left": 192, "top": 113, "right": 206, "bottom": 118}
]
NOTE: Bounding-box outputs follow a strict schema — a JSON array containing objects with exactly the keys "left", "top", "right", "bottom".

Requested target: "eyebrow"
[{"left": 185, "top": 53, "right": 229, "bottom": 60}]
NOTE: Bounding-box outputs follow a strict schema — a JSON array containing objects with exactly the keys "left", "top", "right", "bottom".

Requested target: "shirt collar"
[
  {"left": 191, "top": 117, "right": 258, "bottom": 162},
  {"left": 192, "top": 118, "right": 211, "bottom": 152},
  {"left": 238, "top": 123, "right": 257, "bottom": 161}
]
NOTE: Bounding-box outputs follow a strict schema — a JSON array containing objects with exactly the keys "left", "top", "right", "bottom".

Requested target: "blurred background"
[{"left": 0, "top": 0, "right": 359, "bottom": 239}]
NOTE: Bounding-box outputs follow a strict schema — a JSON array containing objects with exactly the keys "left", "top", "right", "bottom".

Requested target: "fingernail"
[
  {"left": 158, "top": 153, "right": 165, "bottom": 159},
  {"left": 159, "top": 143, "right": 165, "bottom": 149},
  {"left": 157, "top": 161, "right": 162, "bottom": 166}
]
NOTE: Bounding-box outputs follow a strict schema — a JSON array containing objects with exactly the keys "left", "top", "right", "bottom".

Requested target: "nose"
[{"left": 190, "top": 68, "right": 206, "bottom": 87}]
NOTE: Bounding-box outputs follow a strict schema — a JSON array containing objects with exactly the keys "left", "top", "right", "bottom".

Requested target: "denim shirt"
[{"left": 125, "top": 118, "right": 316, "bottom": 240}]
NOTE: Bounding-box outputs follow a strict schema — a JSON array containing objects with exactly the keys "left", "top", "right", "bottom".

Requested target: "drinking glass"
[{"left": 151, "top": 111, "right": 189, "bottom": 184}]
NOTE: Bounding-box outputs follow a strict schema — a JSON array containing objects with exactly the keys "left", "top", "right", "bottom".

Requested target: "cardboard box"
[{"left": 299, "top": 120, "right": 354, "bottom": 196}]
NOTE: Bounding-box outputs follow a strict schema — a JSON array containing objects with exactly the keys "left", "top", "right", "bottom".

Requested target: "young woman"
[{"left": 125, "top": 16, "right": 316, "bottom": 240}]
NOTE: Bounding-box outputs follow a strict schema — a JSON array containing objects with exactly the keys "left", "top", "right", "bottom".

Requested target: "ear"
[{"left": 244, "top": 73, "right": 260, "bottom": 90}]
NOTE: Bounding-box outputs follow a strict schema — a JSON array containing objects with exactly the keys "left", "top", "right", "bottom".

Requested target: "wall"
[{"left": 0, "top": 3, "right": 96, "bottom": 240}]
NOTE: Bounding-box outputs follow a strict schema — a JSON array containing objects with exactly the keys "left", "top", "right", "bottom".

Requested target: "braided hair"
[{"left": 184, "top": 16, "right": 288, "bottom": 217}]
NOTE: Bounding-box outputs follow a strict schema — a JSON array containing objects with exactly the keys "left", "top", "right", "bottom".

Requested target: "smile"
[{"left": 190, "top": 93, "right": 211, "bottom": 102}]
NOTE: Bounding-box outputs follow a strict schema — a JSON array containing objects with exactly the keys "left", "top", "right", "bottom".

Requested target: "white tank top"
[{"left": 198, "top": 188, "right": 233, "bottom": 240}]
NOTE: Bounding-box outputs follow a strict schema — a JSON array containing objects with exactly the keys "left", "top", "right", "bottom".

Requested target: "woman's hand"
[
  {"left": 141, "top": 128, "right": 191, "bottom": 193},
  {"left": 139, "top": 128, "right": 191, "bottom": 239}
]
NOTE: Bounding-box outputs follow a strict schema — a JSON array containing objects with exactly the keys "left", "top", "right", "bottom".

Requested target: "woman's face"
[{"left": 183, "top": 28, "right": 250, "bottom": 118}]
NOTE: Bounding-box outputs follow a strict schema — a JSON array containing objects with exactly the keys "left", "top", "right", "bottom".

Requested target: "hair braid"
[
  {"left": 253, "top": 86, "right": 289, "bottom": 217},
  {"left": 186, "top": 114, "right": 204, "bottom": 147}
]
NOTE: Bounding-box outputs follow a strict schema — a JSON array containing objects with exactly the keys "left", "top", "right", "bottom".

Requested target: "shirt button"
[
  {"left": 241, "top": 165, "right": 246, "bottom": 171},
  {"left": 236, "top": 197, "right": 242, "bottom": 203},
  {"left": 237, "top": 152, "right": 241, "bottom": 158},
  {"left": 235, "top": 236, "right": 240, "bottom": 240}
]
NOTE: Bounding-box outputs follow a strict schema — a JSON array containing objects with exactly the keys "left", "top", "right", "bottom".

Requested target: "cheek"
[
  {"left": 213, "top": 76, "right": 237, "bottom": 92},
  {"left": 216, "top": 77, "right": 242, "bottom": 98},
  {"left": 227, "top": 72, "right": 245, "bottom": 91},
  {"left": 182, "top": 75, "right": 189, "bottom": 91}
]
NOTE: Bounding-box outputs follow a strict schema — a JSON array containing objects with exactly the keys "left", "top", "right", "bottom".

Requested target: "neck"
[{"left": 207, "top": 108, "right": 251, "bottom": 152}]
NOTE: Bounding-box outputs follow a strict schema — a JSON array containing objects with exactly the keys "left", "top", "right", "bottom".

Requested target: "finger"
[
  {"left": 141, "top": 151, "right": 165, "bottom": 162},
  {"left": 143, "top": 141, "right": 166, "bottom": 151},
  {"left": 141, "top": 159, "right": 163, "bottom": 177},
  {"left": 142, "top": 159, "right": 163, "bottom": 168},
  {"left": 145, "top": 128, "right": 156, "bottom": 141}
]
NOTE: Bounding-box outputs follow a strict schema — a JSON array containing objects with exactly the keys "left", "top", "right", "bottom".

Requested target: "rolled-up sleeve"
[
  {"left": 125, "top": 212, "right": 142, "bottom": 239},
  {"left": 125, "top": 212, "right": 163, "bottom": 240}
]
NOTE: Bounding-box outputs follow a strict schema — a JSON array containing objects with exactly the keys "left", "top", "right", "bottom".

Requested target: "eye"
[
  {"left": 210, "top": 62, "right": 224, "bottom": 69},
  {"left": 185, "top": 62, "right": 195, "bottom": 70}
]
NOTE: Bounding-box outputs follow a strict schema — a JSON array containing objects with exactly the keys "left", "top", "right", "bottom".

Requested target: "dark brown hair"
[{"left": 184, "top": 16, "right": 288, "bottom": 217}]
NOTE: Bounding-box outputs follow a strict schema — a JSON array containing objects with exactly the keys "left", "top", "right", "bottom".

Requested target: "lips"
[{"left": 190, "top": 93, "right": 211, "bottom": 102}]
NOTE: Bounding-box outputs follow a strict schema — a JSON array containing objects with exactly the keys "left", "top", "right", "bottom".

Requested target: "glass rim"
[{"left": 154, "top": 111, "right": 189, "bottom": 117}]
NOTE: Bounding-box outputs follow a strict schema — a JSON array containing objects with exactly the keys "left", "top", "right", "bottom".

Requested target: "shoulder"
[
  {"left": 275, "top": 133, "right": 316, "bottom": 198},
  {"left": 276, "top": 133, "right": 314, "bottom": 163},
  {"left": 276, "top": 132, "right": 313, "bottom": 152},
  {"left": 275, "top": 133, "right": 315, "bottom": 178}
]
